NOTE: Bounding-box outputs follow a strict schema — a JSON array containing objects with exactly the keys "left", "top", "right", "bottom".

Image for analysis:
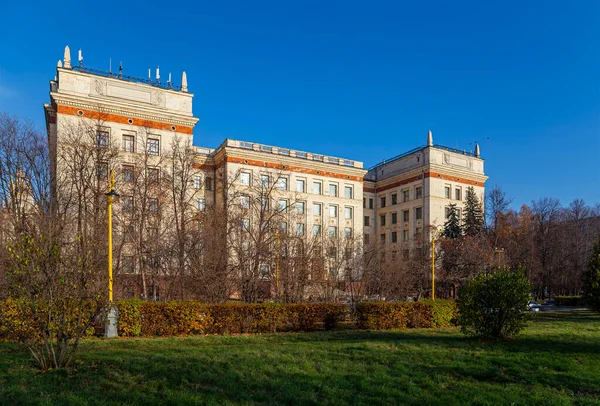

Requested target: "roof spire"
[
  {"left": 63, "top": 46, "right": 71, "bottom": 69},
  {"left": 57, "top": 60, "right": 62, "bottom": 68},
  {"left": 427, "top": 130, "right": 433, "bottom": 146},
  {"left": 181, "top": 71, "right": 188, "bottom": 92},
  {"left": 475, "top": 142, "right": 480, "bottom": 158}
]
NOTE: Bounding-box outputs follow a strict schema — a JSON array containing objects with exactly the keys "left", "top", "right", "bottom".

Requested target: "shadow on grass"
[{"left": 0, "top": 311, "right": 599, "bottom": 405}]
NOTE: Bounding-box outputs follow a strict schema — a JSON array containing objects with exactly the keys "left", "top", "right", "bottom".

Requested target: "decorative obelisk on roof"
[
  {"left": 57, "top": 60, "right": 62, "bottom": 68},
  {"left": 475, "top": 142, "right": 480, "bottom": 158},
  {"left": 63, "top": 46, "right": 71, "bottom": 69},
  {"left": 427, "top": 130, "right": 433, "bottom": 147},
  {"left": 181, "top": 71, "right": 188, "bottom": 92}
]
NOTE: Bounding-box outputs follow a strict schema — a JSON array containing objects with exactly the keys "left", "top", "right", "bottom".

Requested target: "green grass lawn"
[{"left": 1, "top": 311, "right": 599, "bottom": 406}]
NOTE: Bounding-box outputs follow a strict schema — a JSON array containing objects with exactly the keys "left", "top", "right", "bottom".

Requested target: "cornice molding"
[{"left": 51, "top": 94, "right": 199, "bottom": 127}]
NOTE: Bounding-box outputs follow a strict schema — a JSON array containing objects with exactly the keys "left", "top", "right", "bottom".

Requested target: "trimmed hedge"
[
  {"left": 116, "top": 301, "right": 348, "bottom": 337},
  {"left": 554, "top": 296, "right": 585, "bottom": 307},
  {"left": 354, "top": 300, "right": 457, "bottom": 330},
  {"left": 2, "top": 299, "right": 458, "bottom": 340}
]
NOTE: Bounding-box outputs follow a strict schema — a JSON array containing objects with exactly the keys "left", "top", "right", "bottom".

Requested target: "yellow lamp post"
[
  {"left": 105, "top": 170, "right": 119, "bottom": 338},
  {"left": 431, "top": 236, "right": 435, "bottom": 300},
  {"left": 274, "top": 233, "right": 281, "bottom": 302},
  {"left": 430, "top": 225, "right": 443, "bottom": 300}
]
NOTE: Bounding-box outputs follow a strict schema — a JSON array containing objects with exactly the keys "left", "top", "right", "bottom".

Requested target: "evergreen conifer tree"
[
  {"left": 443, "top": 203, "right": 461, "bottom": 238},
  {"left": 463, "top": 186, "right": 484, "bottom": 236},
  {"left": 582, "top": 238, "right": 600, "bottom": 312}
]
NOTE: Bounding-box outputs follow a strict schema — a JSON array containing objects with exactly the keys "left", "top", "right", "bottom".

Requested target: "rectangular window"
[
  {"left": 455, "top": 187, "right": 462, "bottom": 201},
  {"left": 329, "top": 205, "right": 338, "bottom": 218},
  {"left": 260, "top": 174, "right": 269, "bottom": 188},
  {"left": 380, "top": 214, "right": 386, "bottom": 226},
  {"left": 147, "top": 138, "right": 160, "bottom": 156},
  {"left": 96, "top": 131, "right": 109, "bottom": 149},
  {"left": 277, "top": 177, "right": 288, "bottom": 191},
  {"left": 403, "top": 210, "right": 409, "bottom": 222},
  {"left": 121, "top": 256, "right": 135, "bottom": 274},
  {"left": 329, "top": 183, "right": 338, "bottom": 197},
  {"left": 364, "top": 216, "right": 370, "bottom": 226},
  {"left": 313, "top": 225, "right": 321, "bottom": 237},
  {"left": 445, "top": 206, "right": 451, "bottom": 219},
  {"left": 122, "top": 165, "right": 134, "bottom": 183},
  {"left": 345, "top": 186, "right": 353, "bottom": 199},
  {"left": 242, "top": 218, "right": 250, "bottom": 231},
  {"left": 380, "top": 196, "right": 386, "bottom": 208},
  {"left": 194, "top": 176, "right": 202, "bottom": 189},
  {"left": 391, "top": 231, "right": 397, "bottom": 243},
  {"left": 369, "top": 198, "right": 374, "bottom": 209},
  {"left": 402, "top": 190, "right": 409, "bottom": 202},
  {"left": 240, "top": 172, "right": 251, "bottom": 186},
  {"left": 445, "top": 185, "right": 451, "bottom": 199},
  {"left": 364, "top": 234, "right": 370, "bottom": 244},
  {"left": 380, "top": 233, "right": 386, "bottom": 243},
  {"left": 96, "top": 162, "right": 108, "bottom": 179},
  {"left": 147, "top": 168, "right": 159, "bottom": 185},
  {"left": 279, "top": 222, "right": 288, "bottom": 234},
  {"left": 313, "top": 203, "right": 322, "bottom": 216},
  {"left": 278, "top": 199, "right": 288, "bottom": 212},
  {"left": 240, "top": 195, "right": 250, "bottom": 209},
  {"left": 122, "top": 134, "right": 134, "bottom": 152},
  {"left": 416, "top": 207, "right": 423, "bottom": 220},
  {"left": 260, "top": 196, "right": 269, "bottom": 211},
  {"left": 391, "top": 194, "right": 397, "bottom": 205},
  {"left": 391, "top": 212, "right": 397, "bottom": 224},
  {"left": 121, "top": 195, "right": 133, "bottom": 212},
  {"left": 197, "top": 198, "right": 206, "bottom": 211},
  {"left": 416, "top": 186, "right": 422, "bottom": 199},
  {"left": 363, "top": 198, "right": 366, "bottom": 208},
  {"left": 416, "top": 227, "right": 422, "bottom": 236},
  {"left": 297, "top": 223, "right": 305, "bottom": 237},
  {"left": 296, "top": 179, "right": 305, "bottom": 193},
  {"left": 328, "top": 226, "right": 337, "bottom": 238},
  {"left": 296, "top": 201, "right": 305, "bottom": 215},
  {"left": 313, "top": 181, "right": 322, "bottom": 195},
  {"left": 403, "top": 230, "right": 409, "bottom": 242},
  {"left": 345, "top": 207, "right": 353, "bottom": 219},
  {"left": 205, "top": 177, "right": 213, "bottom": 191},
  {"left": 344, "top": 227, "right": 352, "bottom": 239},
  {"left": 148, "top": 198, "right": 159, "bottom": 213}
]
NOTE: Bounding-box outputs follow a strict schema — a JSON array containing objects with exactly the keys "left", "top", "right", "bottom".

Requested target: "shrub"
[
  {"left": 554, "top": 296, "right": 584, "bottom": 307},
  {"left": 457, "top": 266, "right": 532, "bottom": 339},
  {"left": 115, "top": 301, "right": 348, "bottom": 337},
  {"left": 422, "top": 299, "right": 458, "bottom": 328},
  {"left": 582, "top": 238, "right": 600, "bottom": 313},
  {"left": 354, "top": 300, "right": 456, "bottom": 330}
]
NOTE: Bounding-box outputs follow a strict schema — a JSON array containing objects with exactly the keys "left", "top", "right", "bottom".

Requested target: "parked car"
[
  {"left": 543, "top": 299, "right": 555, "bottom": 306},
  {"left": 528, "top": 300, "right": 542, "bottom": 312}
]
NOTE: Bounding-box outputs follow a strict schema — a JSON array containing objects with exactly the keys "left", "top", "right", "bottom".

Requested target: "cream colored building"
[
  {"left": 44, "top": 46, "right": 487, "bottom": 295},
  {"left": 363, "top": 131, "right": 487, "bottom": 258}
]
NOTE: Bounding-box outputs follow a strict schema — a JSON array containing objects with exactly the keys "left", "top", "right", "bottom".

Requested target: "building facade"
[{"left": 44, "top": 46, "right": 487, "bottom": 300}]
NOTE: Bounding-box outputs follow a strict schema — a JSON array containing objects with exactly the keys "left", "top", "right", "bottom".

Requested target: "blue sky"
[{"left": 0, "top": 0, "right": 598, "bottom": 209}]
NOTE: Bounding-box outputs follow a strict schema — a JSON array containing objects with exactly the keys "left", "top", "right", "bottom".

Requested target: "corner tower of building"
[{"left": 44, "top": 46, "right": 199, "bottom": 190}]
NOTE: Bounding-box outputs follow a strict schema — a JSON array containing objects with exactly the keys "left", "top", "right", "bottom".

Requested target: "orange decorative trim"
[
  {"left": 363, "top": 171, "right": 485, "bottom": 193},
  {"left": 56, "top": 105, "right": 194, "bottom": 134},
  {"left": 193, "top": 163, "right": 215, "bottom": 170},
  {"left": 225, "top": 156, "right": 364, "bottom": 182}
]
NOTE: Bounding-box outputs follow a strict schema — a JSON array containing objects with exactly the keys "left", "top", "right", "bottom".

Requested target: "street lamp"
[
  {"left": 494, "top": 248, "right": 505, "bottom": 268},
  {"left": 274, "top": 233, "right": 280, "bottom": 302},
  {"left": 105, "top": 170, "right": 119, "bottom": 338},
  {"left": 429, "top": 225, "right": 444, "bottom": 300}
]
